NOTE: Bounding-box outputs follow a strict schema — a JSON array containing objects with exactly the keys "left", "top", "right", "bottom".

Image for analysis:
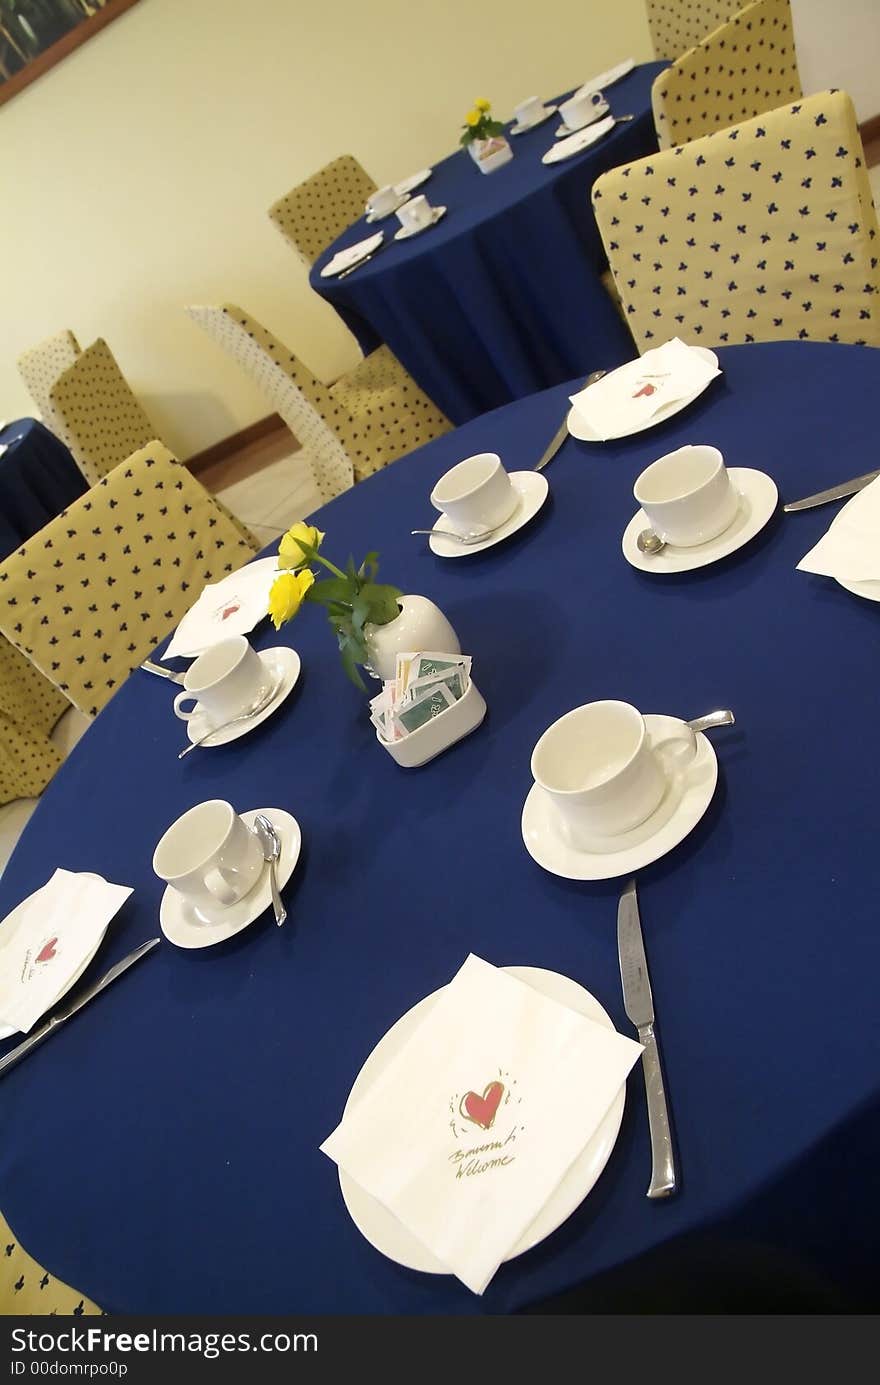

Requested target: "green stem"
[{"left": 311, "top": 552, "right": 348, "bottom": 581}]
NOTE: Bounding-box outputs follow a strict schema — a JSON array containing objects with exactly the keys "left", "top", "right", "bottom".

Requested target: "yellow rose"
[
  {"left": 268, "top": 569, "right": 315, "bottom": 629},
  {"left": 466, "top": 109, "right": 481, "bottom": 128},
  {"left": 475, "top": 98, "right": 490, "bottom": 113},
  {"left": 278, "top": 522, "right": 325, "bottom": 570}
]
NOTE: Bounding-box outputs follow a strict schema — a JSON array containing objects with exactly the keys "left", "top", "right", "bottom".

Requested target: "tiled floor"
[{"left": 2, "top": 158, "right": 879, "bottom": 876}]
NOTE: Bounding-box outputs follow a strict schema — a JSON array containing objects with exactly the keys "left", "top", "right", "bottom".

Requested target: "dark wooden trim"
[
  {"left": 185, "top": 414, "right": 289, "bottom": 475},
  {"left": 0, "top": 0, "right": 143, "bottom": 109},
  {"left": 859, "top": 114, "right": 880, "bottom": 148}
]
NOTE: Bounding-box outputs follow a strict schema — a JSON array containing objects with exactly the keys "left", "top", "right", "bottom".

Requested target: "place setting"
[
  {"left": 508, "top": 94, "right": 558, "bottom": 136},
  {"left": 412, "top": 451, "right": 549, "bottom": 557},
  {"left": 319, "top": 230, "right": 385, "bottom": 279},
  {"left": 169, "top": 634, "right": 300, "bottom": 757},
  {"left": 566, "top": 337, "right": 722, "bottom": 443},
  {"left": 393, "top": 193, "right": 447, "bottom": 241},
  {"left": 542, "top": 86, "right": 634, "bottom": 165},
  {"left": 365, "top": 172, "right": 433, "bottom": 223}
]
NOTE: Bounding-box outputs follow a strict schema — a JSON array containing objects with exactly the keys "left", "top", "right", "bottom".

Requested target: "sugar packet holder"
[{"left": 376, "top": 679, "right": 486, "bottom": 767}]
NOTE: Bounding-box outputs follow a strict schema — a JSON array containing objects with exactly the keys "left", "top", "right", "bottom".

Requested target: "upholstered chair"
[
  {"left": 592, "top": 90, "right": 879, "bottom": 354},
  {"left": 1, "top": 1210, "right": 100, "bottom": 1316},
  {"left": 186, "top": 305, "right": 451, "bottom": 498},
  {"left": 0, "top": 638, "right": 68, "bottom": 806},
  {"left": 646, "top": 0, "right": 744, "bottom": 62},
  {"left": 652, "top": 0, "right": 802, "bottom": 150},
  {"left": 268, "top": 155, "right": 378, "bottom": 267},
  {"left": 0, "top": 442, "right": 259, "bottom": 719},
  {"left": 47, "top": 339, "right": 160, "bottom": 486},
  {"left": 16, "top": 329, "right": 82, "bottom": 444}
]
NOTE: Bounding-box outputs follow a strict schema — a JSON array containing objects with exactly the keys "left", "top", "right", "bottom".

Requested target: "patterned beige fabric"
[
  {"left": 0, "top": 443, "right": 259, "bottom": 718},
  {"left": 592, "top": 90, "right": 880, "bottom": 354},
  {"left": 0, "top": 638, "right": 67, "bottom": 807},
  {"left": 647, "top": 0, "right": 743, "bottom": 61},
  {"left": 2, "top": 1210, "right": 101, "bottom": 1316},
  {"left": 652, "top": 0, "right": 802, "bottom": 150},
  {"left": 48, "top": 339, "right": 159, "bottom": 487},
  {"left": 186, "top": 305, "right": 452, "bottom": 492},
  {"left": 16, "top": 330, "right": 81, "bottom": 443},
  {"left": 268, "top": 156, "right": 378, "bottom": 267}
]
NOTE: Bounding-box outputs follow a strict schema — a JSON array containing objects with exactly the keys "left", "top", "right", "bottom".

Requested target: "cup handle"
[
  {"left": 204, "top": 865, "right": 238, "bottom": 908},
  {"left": 173, "top": 691, "right": 200, "bottom": 721},
  {"left": 648, "top": 722, "right": 697, "bottom": 775}
]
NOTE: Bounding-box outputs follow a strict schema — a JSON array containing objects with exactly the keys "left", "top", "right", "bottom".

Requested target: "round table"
[
  {"left": 0, "top": 418, "right": 86, "bottom": 562},
  {"left": 311, "top": 63, "right": 667, "bottom": 424},
  {"left": 1, "top": 342, "right": 878, "bottom": 1314}
]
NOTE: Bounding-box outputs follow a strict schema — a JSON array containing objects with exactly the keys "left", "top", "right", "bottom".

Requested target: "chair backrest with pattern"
[
  {"left": 0, "top": 442, "right": 258, "bottom": 717},
  {"left": 652, "top": 0, "right": 802, "bottom": 150},
  {"left": 48, "top": 338, "right": 159, "bottom": 487},
  {"left": 646, "top": 0, "right": 744, "bottom": 61},
  {"left": 186, "top": 304, "right": 354, "bottom": 501},
  {"left": 16, "top": 330, "right": 81, "bottom": 441},
  {"left": 268, "top": 155, "right": 377, "bottom": 266},
  {"left": 592, "top": 90, "right": 880, "bottom": 354}
]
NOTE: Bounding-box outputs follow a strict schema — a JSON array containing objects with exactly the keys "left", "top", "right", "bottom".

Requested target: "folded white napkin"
[
  {"left": 321, "top": 954, "right": 642, "bottom": 1294},
  {"left": 568, "top": 338, "right": 721, "bottom": 441},
  {"left": 575, "top": 57, "right": 635, "bottom": 97},
  {"left": 0, "top": 869, "right": 132, "bottom": 1035},
  {"left": 797, "top": 476, "right": 880, "bottom": 582},
  {"left": 320, "top": 232, "right": 384, "bottom": 278},
  {"left": 164, "top": 555, "right": 280, "bottom": 659}
]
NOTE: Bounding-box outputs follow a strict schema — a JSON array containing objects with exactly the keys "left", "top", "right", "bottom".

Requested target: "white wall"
[
  {"left": 791, "top": 0, "right": 880, "bottom": 123},
  {"left": 0, "top": 0, "right": 652, "bottom": 457}
]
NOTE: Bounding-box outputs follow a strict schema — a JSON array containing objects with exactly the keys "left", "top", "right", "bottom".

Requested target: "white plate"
[
  {"left": 338, "top": 965, "right": 625, "bottom": 1273},
  {"left": 0, "top": 872, "right": 107, "bottom": 1040},
  {"left": 574, "top": 58, "right": 635, "bottom": 96},
  {"left": 183, "top": 646, "right": 300, "bottom": 749},
  {"left": 837, "top": 575, "right": 880, "bottom": 602},
  {"left": 427, "top": 471, "right": 549, "bottom": 558},
  {"left": 393, "top": 206, "right": 447, "bottom": 241},
  {"left": 622, "top": 469, "right": 778, "bottom": 574},
  {"left": 320, "top": 231, "right": 384, "bottom": 277},
  {"left": 509, "top": 105, "right": 557, "bottom": 135},
  {"left": 164, "top": 555, "right": 283, "bottom": 659},
  {"left": 159, "top": 808, "right": 301, "bottom": 949},
  {"left": 521, "top": 716, "right": 718, "bottom": 881},
  {"left": 554, "top": 103, "right": 610, "bottom": 137},
  {"left": 542, "top": 114, "right": 615, "bottom": 164},
  {"left": 394, "top": 169, "right": 433, "bottom": 196},
  {"left": 365, "top": 194, "right": 410, "bottom": 224},
  {"left": 566, "top": 346, "right": 720, "bottom": 442}
]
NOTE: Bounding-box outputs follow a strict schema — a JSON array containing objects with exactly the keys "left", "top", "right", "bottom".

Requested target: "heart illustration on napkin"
[
  {"left": 633, "top": 383, "right": 657, "bottom": 398},
  {"left": 36, "top": 938, "right": 58, "bottom": 963},
  {"left": 220, "top": 603, "right": 241, "bottom": 622},
  {"left": 460, "top": 1080, "right": 505, "bottom": 1130}
]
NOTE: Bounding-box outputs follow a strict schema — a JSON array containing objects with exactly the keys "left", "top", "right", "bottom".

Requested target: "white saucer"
[
  {"left": 427, "top": 471, "right": 549, "bottom": 557},
  {"left": 393, "top": 206, "right": 447, "bottom": 241},
  {"left": 159, "top": 808, "right": 302, "bottom": 949},
  {"left": 394, "top": 169, "right": 432, "bottom": 196},
  {"left": 521, "top": 716, "right": 718, "bottom": 881},
  {"left": 837, "top": 575, "right": 880, "bottom": 603},
  {"left": 554, "top": 104, "right": 610, "bottom": 137},
  {"left": 542, "top": 114, "right": 615, "bottom": 165},
  {"left": 366, "top": 194, "right": 410, "bottom": 224},
  {"left": 622, "top": 469, "right": 778, "bottom": 574},
  {"left": 184, "top": 646, "right": 301, "bottom": 748},
  {"left": 0, "top": 872, "right": 107, "bottom": 1040},
  {"left": 566, "top": 346, "right": 720, "bottom": 442},
  {"left": 338, "top": 965, "right": 625, "bottom": 1272},
  {"left": 510, "top": 105, "right": 557, "bottom": 135}
]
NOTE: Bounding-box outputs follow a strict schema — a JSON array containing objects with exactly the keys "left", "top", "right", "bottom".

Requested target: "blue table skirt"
[
  {"left": 1, "top": 342, "right": 878, "bottom": 1313},
  {"left": 0, "top": 419, "right": 86, "bottom": 561},
  {"left": 311, "top": 64, "right": 667, "bottom": 424}
]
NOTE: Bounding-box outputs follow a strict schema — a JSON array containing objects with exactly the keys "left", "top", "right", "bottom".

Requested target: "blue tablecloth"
[
  {"left": 310, "top": 64, "right": 667, "bottom": 424},
  {"left": 1, "top": 342, "right": 878, "bottom": 1314},
  {"left": 0, "top": 419, "right": 86, "bottom": 561}
]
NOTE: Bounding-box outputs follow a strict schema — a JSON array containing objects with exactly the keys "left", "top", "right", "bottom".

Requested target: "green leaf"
[
  {"left": 345, "top": 554, "right": 359, "bottom": 582},
  {"left": 305, "top": 576, "right": 354, "bottom": 607},
  {"left": 350, "top": 593, "right": 370, "bottom": 633},
  {"left": 339, "top": 639, "right": 367, "bottom": 692},
  {"left": 363, "top": 583, "right": 403, "bottom": 626},
  {"left": 358, "top": 551, "right": 379, "bottom": 582}
]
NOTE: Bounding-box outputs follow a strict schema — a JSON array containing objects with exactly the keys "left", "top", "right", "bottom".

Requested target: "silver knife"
[
  {"left": 617, "top": 879, "right": 676, "bottom": 1199},
  {"left": 783, "top": 468, "right": 880, "bottom": 512},
  {"left": 0, "top": 937, "right": 160, "bottom": 1079},
  {"left": 141, "top": 659, "right": 185, "bottom": 685},
  {"left": 534, "top": 369, "right": 606, "bottom": 471}
]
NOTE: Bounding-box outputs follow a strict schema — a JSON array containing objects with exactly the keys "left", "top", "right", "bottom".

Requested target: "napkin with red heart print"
[
  {"left": 0, "top": 869, "right": 132, "bottom": 1035},
  {"left": 569, "top": 337, "right": 721, "bottom": 441},
  {"left": 320, "top": 954, "right": 642, "bottom": 1294}
]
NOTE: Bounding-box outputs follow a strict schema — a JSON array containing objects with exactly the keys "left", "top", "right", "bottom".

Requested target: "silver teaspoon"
[{"left": 253, "top": 814, "right": 286, "bottom": 926}]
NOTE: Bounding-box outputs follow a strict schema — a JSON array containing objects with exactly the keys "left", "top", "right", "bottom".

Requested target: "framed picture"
[{"left": 0, "top": 0, "right": 142, "bottom": 107}]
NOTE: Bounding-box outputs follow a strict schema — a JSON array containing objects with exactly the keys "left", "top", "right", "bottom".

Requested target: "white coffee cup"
[
  {"left": 559, "top": 89, "right": 607, "bottom": 130},
  {"left": 153, "top": 799, "right": 264, "bottom": 915},
  {"left": 367, "top": 184, "right": 401, "bottom": 217},
  {"left": 514, "top": 95, "right": 544, "bottom": 127},
  {"left": 531, "top": 700, "right": 696, "bottom": 848},
  {"left": 634, "top": 444, "right": 739, "bottom": 548},
  {"left": 396, "top": 195, "right": 434, "bottom": 233},
  {"left": 173, "top": 635, "right": 268, "bottom": 726},
  {"left": 430, "top": 452, "right": 518, "bottom": 536}
]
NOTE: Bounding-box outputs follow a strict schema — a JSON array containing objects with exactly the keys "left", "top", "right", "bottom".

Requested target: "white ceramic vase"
[
  {"left": 467, "top": 135, "right": 513, "bottom": 174},
  {"left": 363, "top": 595, "right": 460, "bottom": 681}
]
